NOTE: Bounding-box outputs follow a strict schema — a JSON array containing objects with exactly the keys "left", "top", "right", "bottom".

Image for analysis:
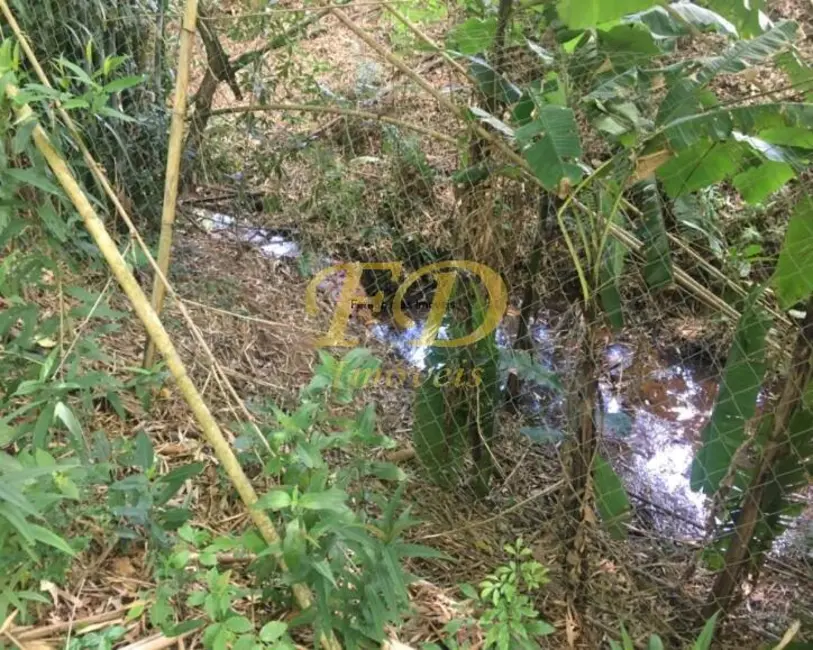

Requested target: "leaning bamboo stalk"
[
  {"left": 5, "top": 89, "right": 341, "bottom": 650},
  {"left": 144, "top": 0, "right": 200, "bottom": 369}
]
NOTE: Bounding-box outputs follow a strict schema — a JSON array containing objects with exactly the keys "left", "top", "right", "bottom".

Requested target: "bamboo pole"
[
  {"left": 4, "top": 89, "right": 341, "bottom": 650},
  {"left": 143, "top": 0, "right": 200, "bottom": 369}
]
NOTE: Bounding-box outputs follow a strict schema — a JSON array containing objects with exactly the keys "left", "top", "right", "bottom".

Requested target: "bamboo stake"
[
  {"left": 5, "top": 89, "right": 341, "bottom": 650},
  {"left": 144, "top": 0, "right": 200, "bottom": 369}
]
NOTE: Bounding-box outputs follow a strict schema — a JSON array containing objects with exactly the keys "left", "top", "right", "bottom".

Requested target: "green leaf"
[
  {"left": 556, "top": 0, "right": 653, "bottom": 29},
  {"left": 154, "top": 462, "right": 204, "bottom": 505},
  {"left": 634, "top": 177, "right": 673, "bottom": 290},
  {"left": 103, "top": 75, "right": 145, "bottom": 94},
  {"left": 37, "top": 199, "right": 69, "bottom": 242},
  {"left": 706, "top": 0, "right": 764, "bottom": 38},
  {"left": 692, "top": 612, "right": 719, "bottom": 650},
  {"left": 732, "top": 161, "right": 795, "bottom": 204},
  {"left": 647, "top": 634, "right": 665, "bottom": 650},
  {"left": 259, "top": 621, "right": 288, "bottom": 644},
  {"left": 54, "top": 401, "right": 88, "bottom": 459},
  {"left": 695, "top": 21, "right": 798, "bottom": 87},
  {"left": 447, "top": 17, "right": 497, "bottom": 54},
  {"left": 28, "top": 523, "right": 75, "bottom": 555},
  {"left": 629, "top": 4, "right": 738, "bottom": 38},
  {"left": 257, "top": 489, "right": 292, "bottom": 511},
  {"left": 299, "top": 488, "right": 349, "bottom": 513},
  {"left": 690, "top": 296, "right": 771, "bottom": 494},
  {"left": 5, "top": 167, "right": 61, "bottom": 195},
  {"left": 657, "top": 141, "right": 745, "bottom": 196},
  {"left": 467, "top": 57, "right": 522, "bottom": 106},
  {"left": 225, "top": 616, "right": 254, "bottom": 634},
  {"left": 522, "top": 105, "right": 583, "bottom": 191},
  {"left": 133, "top": 430, "right": 154, "bottom": 471},
  {"left": 773, "top": 196, "right": 813, "bottom": 309},
  {"left": 593, "top": 455, "right": 631, "bottom": 539}
]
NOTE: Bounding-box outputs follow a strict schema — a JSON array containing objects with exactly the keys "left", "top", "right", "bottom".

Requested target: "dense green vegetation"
[{"left": 1, "top": 0, "right": 812, "bottom": 648}]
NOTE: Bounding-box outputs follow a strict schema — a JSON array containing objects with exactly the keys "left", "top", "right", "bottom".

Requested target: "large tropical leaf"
[
  {"left": 657, "top": 140, "right": 746, "bottom": 196},
  {"left": 627, "top": 4, "right": 738, "bottom": 39},
  {"left": 773, "top": 196, "right": 813, "bottom": 309},
  {"left": 634, "top": 177, "right": 673, "bottom": 289},
  {"left": 732, "top": 160, "right": 795, "bottom": 204},
  {"left": 652, "top": 23, "right": 798, "bottom": 128},
  {"left": 690, "top": 295, "right": 771, "bottom": 495},
  {"left": 694, "top": 20, "right": 798, "bottom": 86},
  {"left": 656, "top": 102, "right": 813, "bottom": 152},
  {"left": 556, "top": 0, "right": 653, "bottom": 29},
  {"left": 521, "top": 105, "right": 583, "bottom": 191},
  {"left": 705, "top": 0, "right": 766, "bottom": 38},
  {"left": 593, "top": 454, "right": 631, "bottom": 539}
]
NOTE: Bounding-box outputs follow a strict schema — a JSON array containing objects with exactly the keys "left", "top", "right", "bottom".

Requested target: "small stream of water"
[{"left": 198, "top": 209, "right": 811, "bottom": 555}]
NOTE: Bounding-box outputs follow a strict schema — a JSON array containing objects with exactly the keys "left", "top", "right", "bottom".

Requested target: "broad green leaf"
[
  {"left": 706, "top": 0, "right": 764, "bottom": 38},
  {"left": 634, "top": 177, "right": 673, "bottom": 290},
  {"left": 299, "top": 487, "right": 349, "bottom": 513},
  {"left": 593, "top": 454, "right": 631, "bottom": 539},
  {"left": 224, "top": 616, "right": 253, "bottom": 634},
  {"left": 259, "top": 621, "right": 287, "bottom": 644},
  {"left": 447, "top": 17, "right": 497, "bottom": 54},
  {"left": 467, "top": 57, "right": 522, "bottom": 106},
  {"left": 657, "top": 102, "right": 813, "bottom": 151},
  {"left": 690, "top": 296, "right": 770, "bottom": 494},
  {"left": 773, "top": 197, "right": 813, "bottom": 309},
  {"left": 556, "top": 0, "right": 653, "bottom": 29},
  {"left": 522, "top": 106, "right": 583, "bottom": 191},
  {"left": 732, "top": 161, "right": 795, "bottom": 204},
  {"left": 657, "top": 141, "right": 745, "bottom": 196},
  {"left": 695, "top": 21, "right": 797, "bottom": 86},
  {"left": 648, "top": 4, "right": 737, "bottom": 37},
  {"left": 777, "top": 50, "right": 813, "bottom": 102},
  {"left": 257, "top": 489, "right": 292, "bottom": 511},
  {"left": 647, "top": 634, "right": 665, "bottom": 650}
]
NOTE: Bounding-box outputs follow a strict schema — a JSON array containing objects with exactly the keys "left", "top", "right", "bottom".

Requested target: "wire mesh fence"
[{"left": 4, "top": 0, "right": 813, "bottom": 647}]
